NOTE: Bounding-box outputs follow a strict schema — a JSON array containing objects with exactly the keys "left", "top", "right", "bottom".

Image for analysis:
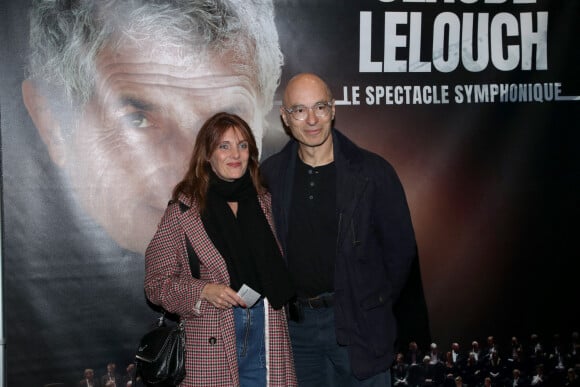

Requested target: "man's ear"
[
  {"left": 331, "top": 100, "right": 336, "bottom": 120},
  {"left": 22, "top": 79, "right": 67, "bottom": 167}
]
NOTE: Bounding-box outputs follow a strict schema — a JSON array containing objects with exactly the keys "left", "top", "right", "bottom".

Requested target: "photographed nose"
[
  {"left": 306, "top": 107, "right": 319, "bottom": 125},
  {"left": 230, "top": 145, "right": 241, "bottom": 159}
]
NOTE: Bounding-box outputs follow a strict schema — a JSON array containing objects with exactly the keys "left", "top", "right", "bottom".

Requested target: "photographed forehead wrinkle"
[
  {"left": 93, "top": 71, "right": 258, "bottom": 122},
  {"left": 94, "top": 33, "right": 258, "bottom": 99},
  {"left": 97, "top": 72, "right": 259, "bottom": 96},
  {"left": 100, "top": 60, "right": 257, "bottom": 89},
  {"left": 110, "top": 29, "right": 213, "bottom": 68},
  {"left": 93, "top": 43, "right": 257, "bottom": 111},
  {"left": 99, "top": 28, "right": 210, "bottom": 70}
]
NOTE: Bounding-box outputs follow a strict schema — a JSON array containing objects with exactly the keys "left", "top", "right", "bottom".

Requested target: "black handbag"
[{"left": 134, "top": 313, "right": 186, "bottom": 387}]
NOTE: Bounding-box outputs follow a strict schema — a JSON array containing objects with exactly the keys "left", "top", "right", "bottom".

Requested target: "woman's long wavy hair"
[{"left": 172, "top": 112, "right": 264, "bottom": 211}]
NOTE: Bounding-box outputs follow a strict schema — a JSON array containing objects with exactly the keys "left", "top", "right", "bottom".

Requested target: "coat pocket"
[{"left": 359, "top": 288, "right": 395, "bottom": 357}]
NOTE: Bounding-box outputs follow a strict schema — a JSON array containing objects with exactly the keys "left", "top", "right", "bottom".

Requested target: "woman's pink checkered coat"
[{"left": 145, "top": 192, "right": 297, "bottom": 386}]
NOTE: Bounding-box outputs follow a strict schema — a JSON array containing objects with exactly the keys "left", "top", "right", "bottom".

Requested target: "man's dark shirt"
[{"left": 286, "top": 158, "right": 337, "bottom": 298}]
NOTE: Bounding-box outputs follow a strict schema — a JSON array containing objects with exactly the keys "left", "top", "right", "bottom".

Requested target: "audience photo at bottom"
[{"left": 391, "top": 332, "right": 580, "bottom": 387}]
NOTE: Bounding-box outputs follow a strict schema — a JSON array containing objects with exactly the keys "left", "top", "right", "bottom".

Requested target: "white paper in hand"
[{"left": 237, "top": 284, "right": 261, "bottom": 308}]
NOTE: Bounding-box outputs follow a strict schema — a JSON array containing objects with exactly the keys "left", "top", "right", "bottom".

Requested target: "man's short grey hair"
[{"left": 26, "top": 0, "right": 283, "bottom": 114}]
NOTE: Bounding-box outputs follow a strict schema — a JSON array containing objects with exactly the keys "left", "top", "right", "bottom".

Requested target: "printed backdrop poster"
[{"left": 1, "top": 0, "right": 579, "bottom": 385}]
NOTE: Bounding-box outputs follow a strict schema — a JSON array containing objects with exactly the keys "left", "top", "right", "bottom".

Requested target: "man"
[
  {"left": 121, "top": 363, "right": 142, "bottom": 387},
  {"left": 451, "top": 342, "right": 465, "bottom": 368},
  {"left": 506, "top": 369, "right": 529, "bottom": 387},
  {"left": 79, "top": 368, "right": 100, "bottom": 387},
  {"left": 470, "top": 340, "right": 483, "bottom": 364},
  {"left": 392, "top": 353, "right": 410, "bottom": 386},
  {"left": 406, "top": 341, "right": 424, "bottom": 366},
  {"left": 22, "top": 0, "right": 282, "bottom": 254},
  {"left": 100, "top": 362, "right": 121, "bottom": 387},
  {"left": 429, "top": 342, "right": 442, "bottom": 365},
  {"left": 261, "top": 73, "right": 420, "bottom": 385},
  {"left": 10, "top": 0, "right": 283, "bottom": 385}
]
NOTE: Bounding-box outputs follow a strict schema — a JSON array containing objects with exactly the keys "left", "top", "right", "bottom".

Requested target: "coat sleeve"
[
  {"left": 373, "top": 159, "right": 417, "bottom": 301},
  {"left": 144, "top": 202, "right": 208, "bottom": 318}
]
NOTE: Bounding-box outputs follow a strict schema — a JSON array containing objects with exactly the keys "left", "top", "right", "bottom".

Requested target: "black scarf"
[{"left": 201, "top": 169, "right": 294, "bottom": 309}]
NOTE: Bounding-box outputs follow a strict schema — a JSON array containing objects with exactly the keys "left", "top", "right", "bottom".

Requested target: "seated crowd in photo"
[
  {"left": 392, "top": 332, "right": 580, "bottom": 387},
  {"left": 76, "top": 362, "right": 143, "bottom": 387}
]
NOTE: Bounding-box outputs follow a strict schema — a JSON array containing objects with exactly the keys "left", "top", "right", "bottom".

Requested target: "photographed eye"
[
  {"left": 315, "top": 103, "right": 327, "bottom": 111},
  {"left": 292, "top": 105, "right": 306, "bottom": 114},
  {"left": 239, "top": 142, "right": 249, "bottom": 149},
  {"left": 218, "top": 143, "right": 231, "bottom": 150},
  {"left": 123, "top": 112, "right": 152, "bottom": 129}
]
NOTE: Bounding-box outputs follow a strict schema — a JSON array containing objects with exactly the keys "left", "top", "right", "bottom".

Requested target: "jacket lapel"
[
  {"left": 334, "top": 131, "right": 369, "bottom": 250},
  {"left": 177, "top": 194, "right": 230, "bottom": 284}
]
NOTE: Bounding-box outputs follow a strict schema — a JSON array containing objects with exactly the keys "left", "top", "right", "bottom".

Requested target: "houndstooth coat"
[{"left": 144, "top": 192, "right": 297, "bottom": 387}]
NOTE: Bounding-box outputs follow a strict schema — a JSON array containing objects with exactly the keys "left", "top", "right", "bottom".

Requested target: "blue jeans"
[
  {"left": 233, "top": 299, "right": 266, "bottom": 387},
  {"left": 289, "top": 303, "right": 392, "bottom": 387}
]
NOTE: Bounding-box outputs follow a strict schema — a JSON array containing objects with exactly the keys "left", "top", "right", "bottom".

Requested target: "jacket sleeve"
[
  {"left": 373, "top": 159, "right": 417, "bottom": 301},
  {"left": 144, "top": 202, "right": 208, "bottom": 317}
]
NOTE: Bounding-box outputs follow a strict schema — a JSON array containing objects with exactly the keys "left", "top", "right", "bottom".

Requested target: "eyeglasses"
[{"left": 283, "top": 101, "right": 333, "bottom": 121}]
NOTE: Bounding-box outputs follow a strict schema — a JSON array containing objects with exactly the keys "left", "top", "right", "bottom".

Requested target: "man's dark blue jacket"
[{"left": 261, "top": 129, "right": 421, "bottom": 379}]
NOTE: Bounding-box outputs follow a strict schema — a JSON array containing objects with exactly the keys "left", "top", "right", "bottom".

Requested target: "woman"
[{"left": 144, "top": 112, "right": 296, "bottom": 386}]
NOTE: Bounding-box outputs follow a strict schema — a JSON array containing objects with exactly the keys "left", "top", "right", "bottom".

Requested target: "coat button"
[{"left": 209, "top": 337, "right": 217, "bottom": 345}]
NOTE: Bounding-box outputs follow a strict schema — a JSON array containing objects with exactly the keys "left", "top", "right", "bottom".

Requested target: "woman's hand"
[{"left": 201, "top": 283, "right": 247, "bottom": 309}]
